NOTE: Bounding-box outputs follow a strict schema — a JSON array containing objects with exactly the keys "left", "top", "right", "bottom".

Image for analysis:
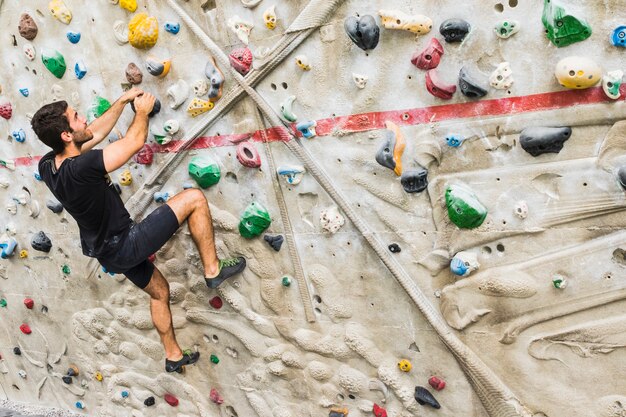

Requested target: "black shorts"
[{"left": 98, "top": 204, "right": 179, "bottom": 289}]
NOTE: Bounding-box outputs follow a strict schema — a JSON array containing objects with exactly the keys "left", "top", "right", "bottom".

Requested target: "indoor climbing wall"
[{"left": 1, "top": 0, "right": 625, "bottom": 416}]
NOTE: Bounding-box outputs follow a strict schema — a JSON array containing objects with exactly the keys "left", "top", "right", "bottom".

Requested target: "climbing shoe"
[
  {"left": 165, "top": 349, "right": 200, "bottom": 373},
  {"left": 205, "top": 257, "right": 247, "bottom": 289}
]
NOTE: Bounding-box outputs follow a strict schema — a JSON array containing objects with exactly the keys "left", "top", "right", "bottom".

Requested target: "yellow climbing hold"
[
  {"left": 119, "top": 168, "right": 132, "bottom": 186},
  {"left": 94, "top": 372, "right": 103, "bottom": 382},
  {"left": 397, "top": 359, "right": 412, "bottom": 372},
  {"left": 49, "top": 0, "right": 72, "bottom": 25},
  {"left": 187, "top": 98, "right": 214, "bottom": 117},
  {"left": 19, "top": 250, "right": 28, "bottom": 258},
  {"left": 119, "top": 0, "right": 137, "bottom": 12},
  {"left": 128, "top": 13, "right": 159, "bottom": 49}
]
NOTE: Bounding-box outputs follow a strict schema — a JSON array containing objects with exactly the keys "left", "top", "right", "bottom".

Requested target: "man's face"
[{"left": 63, "top": 107, "right": 93, "bottom": 144}]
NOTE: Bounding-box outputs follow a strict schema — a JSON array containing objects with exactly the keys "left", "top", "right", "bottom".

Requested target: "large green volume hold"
[
  {"left": 445, "top": 184, "right": 487, "bottom": 229},
  {"left": 188, "top": 156, "right": 221, "bottom": 188},
  {"left": 41, "top": 49, "right": 66, "bottom": 78},
  {"left": 542, "top": 0, "right": 591, "bottom": 47},
  {"left": 239, "top": 202, "right": 271, "bottom": 238}
]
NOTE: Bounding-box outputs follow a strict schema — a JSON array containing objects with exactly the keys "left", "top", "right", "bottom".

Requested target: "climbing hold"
[
  {"left": 401, "top": 169, "right": 428, "bottom": 193},
  {"left": 552, "top": 274, "right": 568, "bottom": 289},
  {"left": 128, "top": 13, "right": 159, "bottom": 49},
  {"left": 264, "top": 234, "right": 284, "bottom": 251},
  {"left": 19, "top": 88, "right": 29, "bottom": 98},
  {"left": 554, "top": 56, "right": 601, "bottom": 89},
  {"left": 425, "top": 69, "right": 457, "bottom": 100},
  {"left": 46, "top": 199, "right": 64, "bottom": 213},
  {"left": 281, "top": 276, "right": 291, "bottom": 287},
  {"left": 31, "top": 231, "right": 52, "bottom": 252},
  {"left": 352, "top": 73, "right": 368, "bottom": 89},
  {"left": 87, "top": 96, "right": 112, "bottom": 122},
  {"left": 320, "top": 206, "right": 345, "bottom": 233},
  {"left": 189, "top": 156, "right": 221, "bottom": 188},
  {"left": 375, "top": 121, "right": 406, "bottom": 176},
  {"left": 494, "top": 19, "right": 520, "bottom": 39},
  {"left": 95, "top": 372, "right": 103, "bottom": 382},
  {"left": 414, "top": 386, "right": 441, "bottom": 409},
  {"left": 164, "top": 22, "right": 180, "bottom": 34},
  {"left": 611, "top": 26, "right": 626, "bottom": 47},
  {"left": 0, "top": 299, "right": 6, "bottom": 307},
  {"left": 209, "top": 388, "right": 224, "bottom": 404},
  {"left": 542, "top": 0, "right": 591, "bottom": 47},
  {"left": 429, "top": 376, "right": 446, "bottom": 391},
  {"left": 450, "top": 251, "right": 480, "bottom": 276},
  {"left": 619, "top": 167, "right": 626, "bottom": 190},
  {"left": 329, "top": 408, "right": 349, "bottom": 417},
  {"left": 19, "top": 250, "right": 28, "bottom": 258},
  {"left": 519, "top": 126, "right": 572, "bottom": 156},
  {"left": 296, "top": 120, "right": 317, "bottom": 139},
  {"left": 398, "top": 359, "right": 412, "bottom": 372},
  {"left": 445, "top": 134, "right": 464, "bottom": 147},
  {"left": 166, "top": 79, "right": 189, "bottom": 110},
  {"left": 187, "top": 98, "right": 214, "bottom": 117},
  {"left": 514, "top": 200, "right": 528, "bottom": 219},
  {"left": 125, "top": 63, "right": 143, "bottom": 85},
  {"left": 229, "top": 47, "right": 253, "bottom": 76},
  {"left": 62, "top": 264, "right": 71, "bottom": 275},
  {"left": 41, "top": 49, "right": 67, "bottom": 79},
  {"left": 411, "top": 38, "right": 444, "bottom": 70},
  {"left": 202, "top": 58, "right": 225, "bottom": 104},
  {"left": 13, "top": 347, "right": 21, "bottom": 355},
  {"left": 446, "top": 184, "right": 487, "bottom": 229},
  {"left": 227, "top": 15, "right": 254, "bottom": 45},
  {"left": 113, "top": 20, "right": 129, "bottom": 45},
  {"left": 23, "top": 298, "right": 34, "bottom": 309},
  {"left": 131, "top": 97, "right": 161, "bottom": 118},
  {"left": 74, "top": 60, "right": 87, "bottom": 79},
  {"left": 295, "top": 55, "right": 311, "bottom": 71},
  {"left": 20, "top": 324, "right": 32, "bottom": 335},
  {"left": 440, "top": 18, "right": 471, "bottom": 43},
  {"left": 133, "top": 144, "right": 154, "bottom": 165},
  {"left": 12, "top": 128, "right": 26, "bottom": 143},
  {"left": 372, "top": 404, "right": 387, "bottom": 417},
  {"left": 144, "top": 397, "right": 155, "bottom": 407},
  {"left": 18, "top": 14, "right": 38, "bottom": 40},
  {"left": 277, "top": 165, "right": 306, "bottom": 185},
  {"left": 193, "top": 79, "right": 209, "bottom": 97},
  {"left": 0, "top": 101, "right": 12, "bottom": 120},
  {"left": 163, "top": 119, "right": 180, "bottom": 135},
  {"left": 145, "top": 56, "right": 171, "bottom": 78},
  {"left": 210, "top": 354, "right": 220, "bottom": 364},
  {"left": 118, "top": 168, "right": 132, "bottom": 186},
  {"left": 459, "top": 66, "right": 488, "bottom": 98},
  {"left": 209, "top": 296, "right": 223, "bottom": 309},
  {"left": 7, "top": 201, "right": 17, "bottom": 214},
  {"left": 602, "top": 70, "right": 623, "bottom": 100},
  {"left": 66, "top": 31, "right": 81, "bottom": 44},
  {"left": 280, "top": 96, "right": 298, "bottom": 122},
  {"left": 153, "top": 192, "right": 169, "bottom": 203},
  {"left": 121, "top": 391, "right": 129, "bottom": 398},
  {"left": 344, "top": 14, "right": 380, "bottom": 50},
  {"left": 388, "top": 243, "right": 401, "bottom": 253},
  {"left": 239, "top": 202, "right": 271, "bottom": 238},
  {"left": 18, "top": 370, "right": 27, "bottom": 379},
  {"left": 0, "top": 235, "right": 17, "bottom": 258},
  {"left": 263, "top": 5, "right": 277, "bottom": 30},
  {"left": 62, "top": 376, "right": 72, "bottom": 384},
  {"left": 75, "top": 402, "right": 84, "bottom": 410},
  {"left": 23, "top": 43, "right": 36, "bottom": 61},
  {"left": 489, "top": 62, "right": 514, "bottom": 90},
  {"left": 34, "top": 172, "right": 42, "bottom": 181},
  {"left": 378, "top": 10, "right": 432, "bottom": 35},
  {"left": 49, "top": 0, "right": 72, "bottom": 24},
  {"left": 119, "top": 0, "right": 137, "bottom": 12}
]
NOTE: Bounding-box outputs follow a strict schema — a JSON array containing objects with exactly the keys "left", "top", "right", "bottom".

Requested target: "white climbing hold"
[
  {"left": 166, "top": 79, "right": 190, "bottom": 109},
  {"left": 113, "top": 20, "right": 129, "bottom": 45},
  {"left": 23, "top": 43, "right": 36, "bottom": 61},
  {"left": 241, "top": 0, "right": 262, "bottom": 8},
  {"left": 352, "top": 73, "right": 368, "bottom": 89},
  {"left": 163, "top": 119, "right": 180, "bottom": 135},
  {"left": 514, "top": 200, "right": 528, "bottom": 219},
  {"left": 227, "top": 15, "right": 254, "bottom": 45},
  {"left": 192, "top": 79, "right": 209, "bottom": 97},
  {"left": 489, "top": 62, "right": 514, "bottom": 90},
  {"left": 320, "top": 206, "right": 345, "bottom": 233}
]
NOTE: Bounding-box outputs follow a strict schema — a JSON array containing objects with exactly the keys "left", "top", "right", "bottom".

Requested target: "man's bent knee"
[
  {"left": 143, "top": 269, "right": 169, "bottom": 301},
  {"left": 167, "top": 189, "right": 207, "bottom": 224}
]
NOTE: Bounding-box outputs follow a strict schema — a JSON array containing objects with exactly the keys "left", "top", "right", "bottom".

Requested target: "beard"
[{"left": 72, "top": 128, "right": 94, "bottom": 147}]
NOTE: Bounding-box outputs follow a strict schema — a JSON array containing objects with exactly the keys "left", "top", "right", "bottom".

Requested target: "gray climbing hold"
[
  {"left": 205, "top": 58, "right": 224, "bottom": 102},
  {"left": 401, "top": 169, "right": 428, "bottom": 193},
  {"left": 519, "top": 127, "right": 572, "bottom": 156},
  {"left": 144, "top": 397, "right": 155, "bottom": 406},
  {"left": 388, "top": 243, "right": 401, "bottom": 253},
  {"left": 46, "top": 199, "right": 64, "bottom": 213},
  {"left": 458, "top": 66, "right": 488, "bottom": 98},
  {"left": 31, "top": 231, "right": 52, "bottom": 253},
  {"left": 618, "top": 166, "right": 626, "bottom": 189},
  {"left": 440, "top": 18, "right": 471, "bottom": 43},
  {"left": 344, "top": 15, "right": 380, "bottom": 51},
  {"left": 130, "top": 98, "right": 161, "bottom": 118},
  {"left": 264, "top": 234, "right": 284, "bottom": 251},
  {"left": 415, "top": 386, "right": 441, "bottom": 409},
  {"left": 375, "top": 129, "right": 397, "bottom": 171}
]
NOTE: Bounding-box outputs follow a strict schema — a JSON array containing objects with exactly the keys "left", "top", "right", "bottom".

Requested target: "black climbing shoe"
[
  {"left": 205, "top": 257, "right": 247, "bottom": 289},
  {"left": 165, "top": 349, "right": 200, "bottom": 373}
]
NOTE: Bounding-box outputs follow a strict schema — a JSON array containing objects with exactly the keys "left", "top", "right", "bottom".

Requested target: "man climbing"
[{"left": 31, "top": 88, "right": 246, "bottom": 373}]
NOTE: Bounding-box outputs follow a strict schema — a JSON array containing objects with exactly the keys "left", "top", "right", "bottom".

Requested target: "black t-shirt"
[{"left": 38, "top": 150, "right": 131, "bottom": 258}]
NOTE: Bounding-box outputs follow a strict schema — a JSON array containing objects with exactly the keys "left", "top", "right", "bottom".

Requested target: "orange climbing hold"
[{"left": 386, "top": 121, "right": 405, "bottom": 176}]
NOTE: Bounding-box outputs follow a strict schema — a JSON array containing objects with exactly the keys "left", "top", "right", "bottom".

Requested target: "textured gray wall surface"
[{"left": 1, "top": 0, "right": 626, "bottom": 416}]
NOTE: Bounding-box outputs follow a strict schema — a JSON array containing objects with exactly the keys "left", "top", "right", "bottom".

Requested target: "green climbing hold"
[
  {"left": 445, "top": 184, "right": 487, "bottom": 229},
  {"left": 87, "top": 96, "right": 112, "bottom": 123},
  {"left": 281, "top": 276, "right": 291, "bottom": 287},
  {"left": 188, "top": 156, "right": 221, "bottom": 188},
  {"left": 541, "top": 0, "right": 591, "bottom": 47},
  {"left": 210, "top": 354, "right": 219, "bottom": 364},
  {"left": 0, "top": 298, "right": 7, "bottom": 307},
  {"left": 62, "top": 264, "right": 71, "bottom": 275},
  {"left": 41, "top": 49, "right": 67, "bottom": 79},
  {"left": 239, "top": 202, "right": 271, "bottom": 239}
]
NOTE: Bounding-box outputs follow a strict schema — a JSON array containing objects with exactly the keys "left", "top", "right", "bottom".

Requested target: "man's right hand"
[{"left": 133, "top": 93, "right": 156, "bottom": 116}]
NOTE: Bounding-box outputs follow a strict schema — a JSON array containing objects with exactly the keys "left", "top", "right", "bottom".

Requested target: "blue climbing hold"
[
  {"left": 75, "top": 402, "right": 84, "bottom": 410},
  {"left": 121, "top": 391, "right": 129, "bottom": 398},
  {"left": 34, "top": 172, "right": 42, "bottom": 181},
  {"left": 75, "top": 60, "right": 87, "bottom": 79},
  {"left": 0, "top": 236, "right": 18, "bottom": 258},
  {"left": 19, "top": 88, "right": 29, "bottom": 97},
  {"left": 296, "top": 120, "right": 317, "bottom": 139},
  {"left": 611, "top": 26, "right": 626, "bottom": 47},
  {"left": 450, "top": 256, "right": 468, "bottom": 276},
  {"left": 182, "top": 182, "right": 195, "bottom": 190},
  {"left": 66, "top": 31, "right": 81, "bottom": 44},
  {"left": 164, "top": 22, "right": 180, "bottom": 34},
  {"left": 445, "top": 134, "right": 464, "bottom": 147},
  {"left": 154, "top": 191, "right": 169, "bottom": 203},
  {"left": 12, "top": 128, "right": 26, "bottom": 143}
]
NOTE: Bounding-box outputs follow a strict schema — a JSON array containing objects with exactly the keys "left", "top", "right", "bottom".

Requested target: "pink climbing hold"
[
  {"left": 164, "top": 393, "right": 179, "bottom": 406},
  {"left": 209, "top": 388, "right": 224, "bottom": 404},
  {"left": 0, "top": 101, "right": 12, "bottom": 120},
  {"left": 411, "top": 38, "right": 444, "bottom": 70},
  {"left": 209, "top": 296, "right": 223, "bottom": 309},
  {"left": 428, "top": 375, "right": 446, "bottom": 391},
  {"left": 23, "top": 298, "right": 34, "bottom": 309},
  {"left": 236, "top": 142, "right": 261, "bottom": 168},
  {"left": 20, "top": 324, "right": 32, "bottom": 334},
  {"left": 133, "top": 144, "right": 154, "bottom": 165},
  {"left": 228, "top": 47, "right": 253, "bottom": 76}
]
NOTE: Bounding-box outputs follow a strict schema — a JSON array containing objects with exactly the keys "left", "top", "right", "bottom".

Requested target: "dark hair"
[{"left": 31, "top": 100, "right": 72, "bottom": 154}]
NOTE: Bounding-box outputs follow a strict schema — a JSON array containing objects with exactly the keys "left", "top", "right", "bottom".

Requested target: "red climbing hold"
[
  {"left": 0, "top": 102, "right": 12, "bottom": 120},
  {"left": 428, "top": 375, "right": 446, "bottom": 391},
  {"left": 411, "top": 38, "right": 444, "bottom": 70},
  {"left": 373, "top": 403, "right": 388, "bottom": 417},
  {"left": 164, "top": 393, "right": 178, "bottom": 406},
  {"left": 23, "top": 298, "right": 34, "bottom": 309},
  {"left": 209, "top": 388, "right": 224, "bottom": 404},
  {"left": 133, "top": 144, "right": 154, "bottom": 165},
  {"left": 229, "top": 47, "right": 253, "bottom": 76},
  {"left": 148, "top": 253, "right": 156, "bottom": 262},
  {"left": 236, "top": 142, "right": 261, "bottom": 168},
  {"left": 209, "top": 296, "right": 223, "bottom": 309},
  {"left": 425, "top": 69, "right": 457, "bottom": 100},
  {"left": 20, "top": 324, "right": 32, "bottom": 334}
]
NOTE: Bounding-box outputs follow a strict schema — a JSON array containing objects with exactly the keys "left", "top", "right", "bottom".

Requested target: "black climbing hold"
[
  {"left": 519, "top": 127, "right": 572, "bottom": 157},
  {"left": 388, "top": 243, "right": 401, "bottom": 253},
  {"left": 415, "top": 386, "right": 441, "bottom": 409},
  {"left": 130, "top": 97, "right": 161, "bottom": 118},
  {"left": 401, "top": 169, "right": 428, "bottom": 193},
  {"left": 375, "top": 129, "right": 397, "bottom": 171},
  {"left": 62, "top": 376, "right": 73, "bottom": 384},
  {"left": 439, "top": 18, "right": 471, "bottom": 43},
  {"left": 46, "top": 199, "right": 64, "bottom": 213},
  {"left": 31, "top": 231, "right": 52, "bottom": 253},
  {"left": 617, "top": 166, "right": 626, "bottom": 189},
  {"left": 144, "top": 396, "right": 155, "bottom": 406},
  {"left": 344, "top": 15, "right": 380, "bottom": 51},
  {"left": 458, "top": 66, "right": 487, "bottom": 98},
  {"left": 13, "top": 347, "right": 21, "bottom": 355},
  {"left": 113, "top": 183, "right": 122, "bottom": 195},
  {"left": 264, "top": 234, "right": 284, "bottom": 252}
]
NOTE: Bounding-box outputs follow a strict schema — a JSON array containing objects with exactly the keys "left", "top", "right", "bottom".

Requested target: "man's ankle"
[{"left": 205, "top": 262, "right": 220, "bottom": 279}]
